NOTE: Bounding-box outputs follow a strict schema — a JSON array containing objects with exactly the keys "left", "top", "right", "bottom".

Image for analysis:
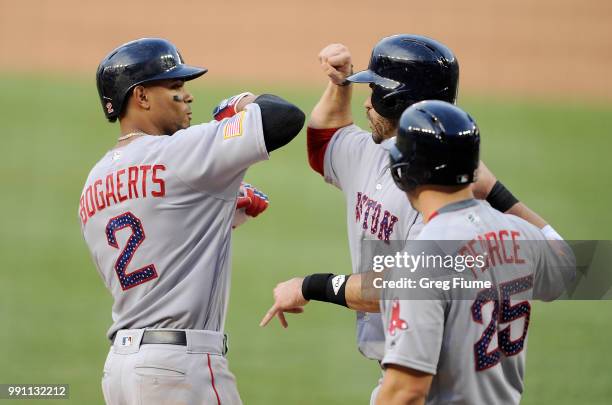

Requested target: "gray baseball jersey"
[
  {"left": 380, "top": 199, "right": 566, "bottom": 404},
  {"left": 323, "top": 124, "right": 422, "bottom": 360},
  {"left": 79, "top": 104, "right": 268, "bottom": 339}
]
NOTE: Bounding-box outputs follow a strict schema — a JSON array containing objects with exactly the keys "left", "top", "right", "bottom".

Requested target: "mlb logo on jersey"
[
  {"left": 121, "top": 336, "right": 133, "bottom": 346},
  {"left": 223, "top": 110, "right": 246, "bottom": 139}
]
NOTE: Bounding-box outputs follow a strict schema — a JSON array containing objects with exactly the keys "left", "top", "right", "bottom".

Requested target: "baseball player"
[
  {"left": 80, "top": 38, "right": 304, "bottom": 405},
  {"left": 260, "top": 34, "right": 561, "bottom": 399},
  {"left": 376, "top": 100, "right": 573, "bottom": 404}
]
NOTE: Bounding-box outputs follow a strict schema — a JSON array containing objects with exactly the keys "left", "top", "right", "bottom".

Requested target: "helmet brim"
[
  {"left": 346, "top": 69, "right": 402, "bottom": 90},
  {"left": 146, "top": 64, "right": 208, "bottom": 83}
]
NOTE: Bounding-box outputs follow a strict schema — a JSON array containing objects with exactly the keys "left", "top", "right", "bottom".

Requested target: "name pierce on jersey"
[{"left": 79, "top": 164, "right": 166, "bottom": 225}]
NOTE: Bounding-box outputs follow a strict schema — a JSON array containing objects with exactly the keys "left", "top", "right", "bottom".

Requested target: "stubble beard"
[{"left": 368, "top": 114, "right": 397, "bottom": 144}]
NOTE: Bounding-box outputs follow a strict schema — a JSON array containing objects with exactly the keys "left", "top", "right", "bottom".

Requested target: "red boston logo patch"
[{"left": 388, "top": 299, "right": 408, "bottom": 336}]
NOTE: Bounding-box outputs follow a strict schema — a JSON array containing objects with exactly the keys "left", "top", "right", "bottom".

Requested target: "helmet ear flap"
[
  {"left": 372, "top": 87, "right": 415, "bottom": 120},
  {"left": 391, "top": 162, "right": 424, "bottom": 192}
]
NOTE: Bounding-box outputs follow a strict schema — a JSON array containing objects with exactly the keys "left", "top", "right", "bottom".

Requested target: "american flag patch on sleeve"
[{"left": 223, "top": 110, "right": 246, "bottom": 139}]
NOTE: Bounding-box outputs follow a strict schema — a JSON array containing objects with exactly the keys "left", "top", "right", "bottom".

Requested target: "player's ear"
[{"left": 132, "top": 85, "right": 151, "bottom": 111}]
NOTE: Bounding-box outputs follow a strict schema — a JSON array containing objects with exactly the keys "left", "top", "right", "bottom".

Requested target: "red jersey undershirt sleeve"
[
  {"left": 306, "top": 127, "right": 338, "bottom": 176},
  {"left": 307, "top": 124, "right": 372, "bottom": 191}
]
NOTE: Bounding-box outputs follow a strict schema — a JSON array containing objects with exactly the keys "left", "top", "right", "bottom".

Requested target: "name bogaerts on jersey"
[{"left": 79, "top": 164, "right": 166, "bottom": 225}]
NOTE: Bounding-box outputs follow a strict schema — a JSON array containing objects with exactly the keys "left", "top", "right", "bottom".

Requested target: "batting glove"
[
  {"left": 236, "top": 182, "right": 269, "bottom": 217},
  {"left": 213, "top": 92, "right": 254, "bottom": 121}
]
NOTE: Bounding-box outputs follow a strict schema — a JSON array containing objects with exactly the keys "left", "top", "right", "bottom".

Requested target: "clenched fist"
[
  {"left": 232, "top": 182, "right": 269, "bottom": 229},
  {"left": 318, "top": 44, "right": 353, "bottom": 86}
]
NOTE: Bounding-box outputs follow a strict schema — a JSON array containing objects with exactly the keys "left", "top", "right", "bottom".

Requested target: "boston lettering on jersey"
[
  {"left": 79, "top": 164, "right": 166, "bottom": 225},
  {"left": 355, "top": 192, "right": 399, "bottom": 242},
  {"left": 458, "top": 229, "right": 526, "bottom": 274}
]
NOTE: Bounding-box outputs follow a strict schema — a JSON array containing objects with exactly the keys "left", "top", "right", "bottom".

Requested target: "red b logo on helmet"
[{"left": 106, "top": 102, "right": 114, "bottom": 114}]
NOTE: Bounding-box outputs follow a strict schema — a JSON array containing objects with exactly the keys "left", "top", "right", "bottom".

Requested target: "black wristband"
[
  {"left": 302, "top": 273, "right": 350, "bottom": 307},
  {"left": 338, "top": 65, "right": 354, "bottom": 86},
  {"left": 486, "top": 180, "right": 519, "bottom": 212}
]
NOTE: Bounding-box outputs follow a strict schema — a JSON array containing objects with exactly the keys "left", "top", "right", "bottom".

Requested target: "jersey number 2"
[
  {"left": 105, "top": 212, "right": 158, "bottom": 290},
  {"left": 471, "top": 275, "right": 533, "bottom": 371}
]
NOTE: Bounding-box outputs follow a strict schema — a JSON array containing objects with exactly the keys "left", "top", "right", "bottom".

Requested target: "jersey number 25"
[
  {"left": 105, "top": 212, "right": 158, "bottom": 290},
  {"left": 471, "top": 275, "right": 533, "bottom": 371}
]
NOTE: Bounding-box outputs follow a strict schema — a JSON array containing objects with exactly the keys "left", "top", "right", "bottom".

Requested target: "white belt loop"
[{"left": 185, "top": 330, "right": 226, "bottom": 355}]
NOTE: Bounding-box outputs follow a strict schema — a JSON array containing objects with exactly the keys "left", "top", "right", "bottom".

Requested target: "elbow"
[
  {"left": 378, "top": 387, "right": 428, "bottom": 405},
  {"left": 271, "top": 103, "right": 305, "bottom": 149},
  {"left": 377, "top": 365, "right": 432, "bottom": 405},
  {"left": 286, "top": 104, "right": 306, "bottom": 140},
  {"left": 306, "top": 131, "right": 326, "bottom": 176},
  {"left": 394, "top": 389, "right": 428, "bottom": 405},
  {"left": 255, "top": 94, "right": 305, "bottom": 152}
]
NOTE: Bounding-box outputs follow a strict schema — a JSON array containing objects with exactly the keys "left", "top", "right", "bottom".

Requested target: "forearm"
[
  {"left": 308, "top": 82, "right": 353, "bottom": 129},
  {"left": 505, "top": 202, "right": 547, "bottom": 229},
  {"left": 486, "top": 181, "right": 550, "bottom": 229},
  {"left": 302, "top": 273, "right": 381, "bottom": 313},
  {"left": 345, "top": 273, "right": 380, "bottom": 312},
  {"left": 476, "top": 162, "right": 550, "bottom": 229}
]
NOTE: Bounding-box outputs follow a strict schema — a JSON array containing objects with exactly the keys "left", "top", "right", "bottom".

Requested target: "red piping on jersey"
[
  {"left": 426, "top": 211, "right": 440, "bottom": 223},
  {"left": 207, "top": 354, "right": 221, "bottom": 405},
  {"left": 307, "top": 127, "right": 341, "bottom": 176}
]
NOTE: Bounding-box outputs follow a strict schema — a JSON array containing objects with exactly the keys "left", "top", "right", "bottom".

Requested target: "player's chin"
[
  {"left": 371, "top": 130, "right": 384, "bottom": 144},
  {"left": 367, "top": 121, "right": 379, "bottom": 142},
  {"left": 180, "top": 115, "right": 192, "bottom": 129},
  {"left": 169, "top": 121, "right": 190, "bottom": 135}
]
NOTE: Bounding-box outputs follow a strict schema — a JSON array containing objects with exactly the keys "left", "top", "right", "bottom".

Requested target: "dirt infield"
[{"left": 1, "top": 0, "right": 610, "bottom": 99}]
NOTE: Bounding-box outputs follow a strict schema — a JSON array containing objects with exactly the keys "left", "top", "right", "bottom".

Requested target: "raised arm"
[
  {"left": 306, "top": 45, "right": 359, "bottom": 177},
  {"left": 309, "top": 44, "right": 354, "bottom": 129}
]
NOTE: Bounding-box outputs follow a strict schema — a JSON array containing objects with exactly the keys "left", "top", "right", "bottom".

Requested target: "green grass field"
[{"left": 1, "top": 74, "right": 611, "bottom": 404}]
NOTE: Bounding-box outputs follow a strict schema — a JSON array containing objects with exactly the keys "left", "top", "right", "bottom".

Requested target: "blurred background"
[{"left": 1, "top": 0, "right": 611, "bottom": 404}]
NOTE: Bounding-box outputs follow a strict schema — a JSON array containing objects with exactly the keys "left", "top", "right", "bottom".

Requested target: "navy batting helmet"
[
  {"left": 96, "top": 38, "right": 207, "bottom": 121},
  {"left": 389, "top": 100, "right": 479, "bottom": 192},
  {"left": 346, "top": 34, "right": 459, "bottom": 119}
]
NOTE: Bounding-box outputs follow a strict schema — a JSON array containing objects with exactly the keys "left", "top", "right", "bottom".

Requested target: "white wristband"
[{"left": 541, "top": 225, "right": 563, "bottom": 241}]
